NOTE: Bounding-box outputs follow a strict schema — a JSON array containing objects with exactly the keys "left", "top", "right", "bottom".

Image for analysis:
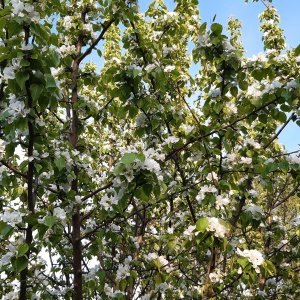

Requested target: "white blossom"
[
  {"left": 240, "top": 157, "right": 252, "bottom": 165},
  {"left": 1, "top": 209, "right": 25, "bottom": 227},
  {"left": 198, "top": 32, "right": 212, "bottom": 47},
  {"left": 209, "top": 269, "right": 223, "bottom": 283},
  {"left": 208, "top": 86, "right": 221, "bottom": 98},
  {"left": 154, "top": 282, "right": 169, "bottom": 292},
  {"left": 236, "top": 248, "right": 264, "bottom": 273},
  {"left": 62, "top": 16, "right": 73, "bottom": 30},
  {"left": 116, "top": 256, "right": 132, "bottom": 281},
  {"left": 21, "top": 41, "right": 33, "bottom": 50},
  {"left": 244, "top": 139, "right": 261, "bottom": 149},
  {"left": 183, "top": 225, "right": 196, "bottom": 237},
  {"left": 53, "top": 207, "right": 67, "bottom": 222},
  {"left": 164, "top": 65, "right": 175, "bottom": 72},
  {"left": 250, "top": 52, "right": 266, "bottom": 62},
  {"left": 3, "top": 58, "right": 21, "bottom": 80},
  {"left": 206, "top": 171, "right": 218, "bottom": 182},
  {"left": 57, "top": 44, "right": 77, "bottom": 57},
  {"left": 207, "top": 217, "right": 229, "bottom": 238},
  {"left": 225, "top": 102, "right": 237, "bottom": 114},
  {"left": 143, "top": 157, "right": 161, "bottom": 174},
  {"left": 243, "top": 205, "right": 264, "bottom": 220},
  {"left": 127, "top": 64, "right": 142, "bottom": 76},
  {"left": 216, "top": 195, "right": 230, "bottom": 210},
  {"left": 196, "top": 184, "right": 218, "bottom": 202},
  {"left": 144, "top": 64, "right": 157, "bottom": 73},
  {"left": 222, "top": 40, "right": 235, "bottom": 52},
  {"left": 164, "top": 11, "right": 178, "bottom": 22},
  {"left": 287, "top": 155, "right": 300, "bottom": 165},
  {"left": 226, "top": 153, "right": 237, "bottom": 163},
  {"left": 163, "top": 136, "right": 179, "bottom": 145},
  {"left": 246, "top": 82, "right": 262, "bottom": 98},
  {"left": 273, "top": 53, "right": 288, "bottom": 62},
  {"left": 180, "top": 124, "right": 194, "bottom": 134},
  {"left": 263, "top": 80, "right": 282, "bottom": 94},
  {"left": 286, "top": 79, "right": 298, "bottom": 91}
]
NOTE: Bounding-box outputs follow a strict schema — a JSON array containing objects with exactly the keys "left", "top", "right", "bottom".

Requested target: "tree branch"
[
  {"left": 0, "top": 160, "right": 27, "bottom": 179},
  {"left": 78, "top": 18, "right": 115, "bottom": 64},
  {"left": 165, "top": 96, "right": 280, "bottom": 161}
]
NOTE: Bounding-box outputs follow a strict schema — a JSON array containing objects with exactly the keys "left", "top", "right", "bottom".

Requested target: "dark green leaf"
[
  {"left": 15, "top": 72, "right": 29, "bottom": 90},
  {"left": 30, "top": 84, "right": 44, "bottom": 101},
  {"left": 15, "top": 256, "right": 28, "bottom": 273},
  {"left": 211, "top": 23, "right": 223, "bottom": 35},
  {"left": 45, "top": 74, "right": 57, "bottom": 88},
  {"left": 239, "top": 81, "right": 248, "bottom": 91},
  {"left": 17, "top": 243, "right": 29, "bottom": 257},
  {"left": 1, "top": 224, "right": 13, "bottom": 238},
  {"left": 96, "top": 270, "right": 106, "bottom": 280}
]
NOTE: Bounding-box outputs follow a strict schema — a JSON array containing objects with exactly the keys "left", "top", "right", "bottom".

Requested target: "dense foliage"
[{"left": 0, "top": 0, "right": 300, "bottom": 299}]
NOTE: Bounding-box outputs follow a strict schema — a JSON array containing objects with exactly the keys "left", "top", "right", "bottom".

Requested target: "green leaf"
[
  {"left": 15, "top": 71, "right": 29, "bottom": 90},
  {"left": 30, "top": 84, "right": 44, "bottom": 101},
  {"left": 96, "top": 270, "right": 106, "bottom": 281},
  {"left": 230, "top": 86, "right": 238, "bottom": 97},
  {"left": 5, "top": 143, "right": 16, "bottom": 158},
  {"left": 113, "top": 163, "right": 126, "bottom": 175},
  {"left": 211, "top": 23, "right": 223, "bottom": 35},
  {"left": 17, "top": 243, "right": 29, "bottom": 257},
  {"left": 135, "top": 187, "right": 149, "bottom": 201},
  {"left": 44, "top": 216, "right": 57, "bottom": 228},
  {"left": 121, "top": 153, "right": 137, "bottom": 166},
  {"left": 45, "top": 74, "right": 57, "bottom": 88},
  {"left": 142, "top": 184, "right": 152, "bottom": 197},
  {"left": 1, "top": 224, "right": 13, "bottom": 238},
  {"left": 0, "top": 16, "right": 6, "bottom": 32},
  {"left": 54, "top": 157, "right": 66, "bottom": 171},
  {"left": 196, "top": 218, "right": 209, "bottom": 233},
  {"left": 51, "top": 50, "right": 60, "bottom": 67},
  {"left": 266, "top": 162, "right": 277, "bottom": 173},
  {"left": 261, "top": 260, "right": 276, "bottom": 276},
  {"left": 277, "top": 111, "right": 287, "bottom": 123},
  {"left": 37, "top": 224, "right": 48, "bottom": 238},
  {"left": 20, "top": 59, "right": 30, "bottom": 67},
  {"left": 15, "top": 256, "right": 28, "bottom": 273},
  {"left": 167, "top": 237, "right": 177, "bottom": 252},
  {"left": 239, "top": 80, "right": 248, "bottom": 91},
  {"left": 252, "top": 69, "right": 264, "bottom": 81},
  {"left": 295, "top": 44, "right": 300, "bottom": 56},
  {"left": 199, "top": 22, "right": 207, "bottom": 34},
  {"left": 121, "top": 153, "right": 145, "bottom": 166},
  {"left": 151, "top": 119, "right": 160, "bottom": 130},
  {"left": 7, "top": 20, "right": 22, "bottom": 36},
  {"left": 31, "top": 23, "right": 49, "bottom": 42},
  {"left": 258, "top": 114, "right": 268, "bottom": 124},
  {"left": 237, "top": 257, "right": 249, "bottom": 268},
  {"left": 0, "top": 110, "right": 10, "bottom": 121},
  {"left": 132, "top": 68, "right": 140, "bottom": 78},
  {"left": 281, "top": 90, "right": 291, "bottom": 101}
]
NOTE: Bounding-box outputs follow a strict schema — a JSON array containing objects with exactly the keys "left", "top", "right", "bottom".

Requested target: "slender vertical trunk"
[
  {"left": 19, "top": 79, "right": 35, "bottom": 300},
  {"left": 70, "top": 56, "right": 82, "bottom": 300},
  {"left": 19, "top": 24, "right": 35, "bottom": 299}
]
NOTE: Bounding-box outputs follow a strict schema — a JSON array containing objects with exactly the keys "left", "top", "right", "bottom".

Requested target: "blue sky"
[
  {"left": 138, "top": 0, "right": 300, "bottom": 152},
  {"left": 199, "top": 0, "right": 300, "bottom": 152}
]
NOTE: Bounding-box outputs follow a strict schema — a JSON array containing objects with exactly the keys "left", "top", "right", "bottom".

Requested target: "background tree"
[{"left": 0, "top": 0, "right": 299, "bottom": 299}]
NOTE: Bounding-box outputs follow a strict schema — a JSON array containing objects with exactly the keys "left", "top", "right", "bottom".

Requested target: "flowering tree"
[{"left": 0, "top": 0, "right": 300, "bottom": 299}]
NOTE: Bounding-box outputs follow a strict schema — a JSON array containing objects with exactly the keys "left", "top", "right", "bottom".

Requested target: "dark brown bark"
[
  {"left": 70, "top": 55, "right": 82, "bottom": 300},
  {"left": 19, "top": 75, "right": 35, "bottom": 300}
]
